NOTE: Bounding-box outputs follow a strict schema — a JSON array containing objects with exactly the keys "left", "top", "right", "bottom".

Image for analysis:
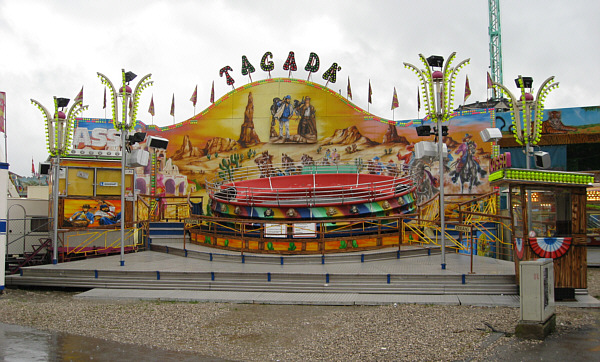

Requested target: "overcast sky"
[{"left": 1, "top": 0, "right": 598, "bottom": 175}]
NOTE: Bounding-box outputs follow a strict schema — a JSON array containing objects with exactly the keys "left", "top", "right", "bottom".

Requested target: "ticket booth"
[
  {"left": 489, "top": 156, "right": 594, "bottom": 299},
  {"left": 50, "top": 158, "right": 134, "bottom": 229}
]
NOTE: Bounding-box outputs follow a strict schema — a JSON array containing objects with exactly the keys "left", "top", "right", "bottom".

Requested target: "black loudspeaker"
[
  {"left": 39, "top": 163, "right": 51, "bottom": 175},
  {"left": 147, "top": 136, "right": 169, "bottom": 150},
  {"left": 534, "top": 151, "right": 551, "bottom": 169}
]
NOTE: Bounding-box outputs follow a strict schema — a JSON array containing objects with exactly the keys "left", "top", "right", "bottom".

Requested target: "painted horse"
[
  {"left": 281, "top": 153, "right": 302, "bottom": 175},
  {"left": 449, "top": 142, "right": 486, "bottom": 193},
  {"left": 254, "top": 151, "right": 275, "bottom": 178},
  {"left": 411, "top": 160, "right": 438, "bottom": 205}
]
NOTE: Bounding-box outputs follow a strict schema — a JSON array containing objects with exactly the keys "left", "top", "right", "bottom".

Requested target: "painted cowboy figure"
[
  {"left": 69, "top": 204, "right": 94, "bottom": 227},
  {"left": 296, "top": 96, "right": 317, "bottom": 138},
  {"left": 452, "top": 133, "right": 485, "bottom": 183},
  {"left": 94, "top": 204, "right": 121, "bottom": 225},
  {"left": 274, "top": 95, "right": 295, "bottom": 140}
]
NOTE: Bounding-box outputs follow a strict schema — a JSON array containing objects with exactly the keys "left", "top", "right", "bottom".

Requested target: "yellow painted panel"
[
  {"left": 67, "top": 168, "right": 94, "bottom": 196},
  {"left": 305, "top": 242, "right": 319, "bottom": 251},
  {"left": 357, "top": 238, "right": 377, "bottom": 248},
  {"left": 381, "top": 236, "right": 398, "bottom": 246}
]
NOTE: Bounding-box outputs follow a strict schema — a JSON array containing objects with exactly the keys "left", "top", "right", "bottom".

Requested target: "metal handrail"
[{"left": 206, "top": 161, "right": 415, "bottom": 207}]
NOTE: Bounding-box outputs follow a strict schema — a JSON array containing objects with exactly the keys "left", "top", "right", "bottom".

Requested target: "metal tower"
[{"left": 488, "top": 0, "right": 503, "bottom": 98}]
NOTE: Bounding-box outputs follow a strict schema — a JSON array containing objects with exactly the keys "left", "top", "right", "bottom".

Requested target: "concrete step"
[
  {"left": 7, "top": 277, "right": 516, "bottom": 295},
  {"left": 10, "top": 267, "right": 516, "bottom": 295},
  {"left": 149, "top": 244, "right": 441, "bottom": 265}
]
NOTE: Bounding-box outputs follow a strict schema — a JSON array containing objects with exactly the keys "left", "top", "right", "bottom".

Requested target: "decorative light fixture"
[
  {"left": 405, "top": 52, "right": 470, "bottom": 270},
  {"left": 97, "top": 69, "right": 153, "bottom": 267},
  {"left": 31, "top": 93, "right": 88, "bottom": 265}
]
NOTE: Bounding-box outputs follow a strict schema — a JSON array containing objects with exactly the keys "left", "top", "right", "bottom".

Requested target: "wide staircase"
[
  {"left": 10, "top": 243, "right": 517, "bottom": 295},
  {"left": 7, "top": 192, "right": 517, "bottom": 296}
]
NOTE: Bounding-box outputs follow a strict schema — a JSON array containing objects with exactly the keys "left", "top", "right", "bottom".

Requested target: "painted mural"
[
  {"left": 63, "top": 199, "right": 122, "bottom": 228},
  {"left": 72, "top": 80, "right": 600, "bottom": 213},
  {"left": 495, "top": 106, "right": 600, "bottom": 135},
  {"left": 75, "top": 78, "right": 499, "bottom": 206}
]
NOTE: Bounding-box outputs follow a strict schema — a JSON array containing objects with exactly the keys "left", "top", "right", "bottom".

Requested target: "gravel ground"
[{"left": 0, "top": 269, "right": 598, "bottom": 361}]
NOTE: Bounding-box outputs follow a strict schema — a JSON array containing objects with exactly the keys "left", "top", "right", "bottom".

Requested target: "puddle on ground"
[{"left": 0, "top": 322, "right": 230, "bottom": 361}]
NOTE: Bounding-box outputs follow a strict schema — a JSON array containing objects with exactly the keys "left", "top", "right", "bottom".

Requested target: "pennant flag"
[
  {"left": 464, "top": 75, "right": 471, "bottom": 103},
  {"left": 391, "top": 87, "right": 399, "bottom": 110},
  {"left": 74, "top": 86, "right": 83, "bottom": 104},
  {"left": 170, "top": 93, "right": 175, "bottom": 116},
  {"left": 210, "top": 81, "right": 215, "bottom": 104},
  {"left": 32, "top": 157, "right": 35, "bottom": 175},
  {"left": 103, "top": 87, "right": 106, "bottom": 109},
  {"left": 148, "top": 95, "right": 155, "bottom": 116},
  {"left": 417, "top": 87, "right": 421, "bottom": 112},
  {"left": 487, "top": 72, "right": 493, "bottom": 88},
  {"left": 347, "top": 76, "right": 352, "bottom": 100},
  {"left": 128, "top": 97, "right": 133, "bottom": 117},
  {"left": 368, "top": 80, "right": 372, "bottom": 104},
  {"left": 0, "top": 91, "right": 5, "bottom": 133},
  {"left": 190, "top": 85, "right": 198, "bottom": 107}
]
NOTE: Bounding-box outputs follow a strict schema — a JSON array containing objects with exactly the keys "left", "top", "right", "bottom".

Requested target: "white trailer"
[{"left": 7, "top": 197, "right": 50, "bottom": 256}]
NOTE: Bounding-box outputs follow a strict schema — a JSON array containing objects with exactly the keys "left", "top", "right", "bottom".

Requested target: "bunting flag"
[
  {"left": 170, "top": 93, "right": 175, "bottom": 116},
  {"left": 103, "top": 87, "right": 106, "bottom": 109},
  {"left": 368, "top": 80, "right": 372, "bottom": 104},
  {"left": 391, "top": 87, "right": 399, "bottom": 110},
  {"left": 0, "top": 91, "right": 5, "bottom": 133},
  {"left": 487, "top": 72, "right": 493, "bottom": 88},
  {"left": 210, "top": 81, "right": 215, "bottom": 104},
  {"left": 347, "top": 76, "right": 352, "bottom": 100},
  {"left": 529, "top": 237, "right": 572, "bottom": 259},
  {"left": 464, "top": 75, "right": 471, "bottom": 103},
  {"left": 74, "top": 86, "right": 83, "bottom": 104},
  {"left": 148, "top": 95, "right": 155, "bottom": 116},
  {"left": 417, "top": 87, "right": 421, "bottom": 112},
  {"left": 190, "top": 85, "right": 198, "bottom": 107}
]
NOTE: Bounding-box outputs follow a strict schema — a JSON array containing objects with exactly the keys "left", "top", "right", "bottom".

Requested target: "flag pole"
[{"left": 3, "top": 91, "right": 7, "bottom": 162}]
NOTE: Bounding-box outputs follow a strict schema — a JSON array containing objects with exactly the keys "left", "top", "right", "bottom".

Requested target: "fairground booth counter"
[
  {"left": 489, "top": 152, "right": 594, "bottom": 299},
  {"left": 48, "top": 154, "right": 137, "bottom": 260}
]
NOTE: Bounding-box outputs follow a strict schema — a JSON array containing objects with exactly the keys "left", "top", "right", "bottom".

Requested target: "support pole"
[
  {"left": 120, "top": 127, "right": 126, "bottom": 266},
  {"left": 0, "top": 149, "right": 9, "bottom": 293},
  {"left": 435, "top": 80, "right": 446, "bottom": 270},
  {"left": 52, "top": 153, "right": 60, "bottom": 264}
]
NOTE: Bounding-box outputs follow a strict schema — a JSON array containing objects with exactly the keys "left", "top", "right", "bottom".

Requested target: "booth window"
[
  {"left": 62, "top": 166, "right": 133, "bottom": 197},
  {"left": 66, "top": 168, "right": 94, "bottom": 196},
  {"left": 96, "top": 169, "right": 132, "bottom": 196},
  {"left": 30, "top": 217, "right": 50, "bottom": 232},
  {"left": 530, "top": 188, "right": 571, "bottom": 237},
  {"left": 511, "top": 187, "right": 523, "bottom": 238}
]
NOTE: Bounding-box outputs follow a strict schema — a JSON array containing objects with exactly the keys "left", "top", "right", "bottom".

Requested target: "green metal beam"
[{"left": 488, "top": 0, "right": 503, "bottom": 98}]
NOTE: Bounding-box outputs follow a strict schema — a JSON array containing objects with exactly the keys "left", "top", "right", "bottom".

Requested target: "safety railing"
[
  {"left": 403, "top": 190, "right": 515, "bottom": 262},
  {"left": 60, "top": 221, "right": 145, "bottom": 260},
  {"left": 137, "top": 195, "right": 203, "bottom": 222},
  {"left": 403, "top": 217, "right": 467, "bottom": 250},
  {"left": 206, "top": 161, "right": 414, "bottom": 207},
  {"left": 185, "top": 214, "right": 406, "bottom": 253}
]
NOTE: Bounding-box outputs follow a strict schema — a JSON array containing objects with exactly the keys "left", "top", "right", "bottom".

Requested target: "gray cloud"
[{"left": 1, "top": 0, "right": 598, "bottom": 175}]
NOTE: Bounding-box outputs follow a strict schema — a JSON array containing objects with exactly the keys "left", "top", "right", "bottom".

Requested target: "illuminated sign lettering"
[
  {"left": 72, "top": 127, "right": 120, "bottom": 150},
  {"left": 490, "top": 152, "right": 511, "bottom": 173}
]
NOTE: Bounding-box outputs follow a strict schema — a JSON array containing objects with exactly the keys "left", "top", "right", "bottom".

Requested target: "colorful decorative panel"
[{"left": 62, "top": 198, "right": 123, "bottom": 228}]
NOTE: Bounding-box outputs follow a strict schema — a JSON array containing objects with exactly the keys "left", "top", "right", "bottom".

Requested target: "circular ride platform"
[{"left": 206, "top": 163, "right": 416, "bottom": 219}]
